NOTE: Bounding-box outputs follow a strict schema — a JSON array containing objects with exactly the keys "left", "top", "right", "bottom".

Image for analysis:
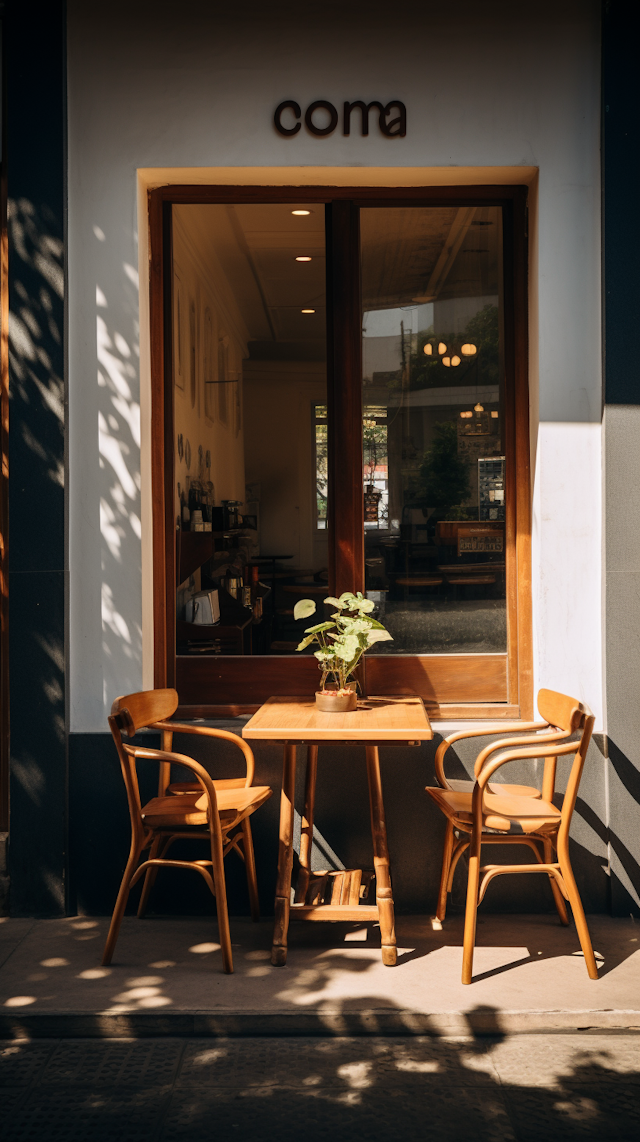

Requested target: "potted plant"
[{"left": 294, "top": 591, "right": 393, "bottom": 711}]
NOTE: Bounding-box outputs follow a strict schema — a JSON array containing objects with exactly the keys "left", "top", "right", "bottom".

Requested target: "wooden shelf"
[{"left": 289, "top": 904, "right": 379, "bottom": 922}]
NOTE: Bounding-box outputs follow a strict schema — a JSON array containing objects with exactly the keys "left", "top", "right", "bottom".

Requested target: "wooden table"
[{"left": 242, "top": 696, "right": 433, "bottom": 967}]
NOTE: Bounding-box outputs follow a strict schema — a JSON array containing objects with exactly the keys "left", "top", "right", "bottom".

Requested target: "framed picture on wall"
[
  {"left": 203, "top": 305, "right": 215, "bottom": 422},
  {"left": 173, "top": 268, "right": 186, "bottom": 392},
  {"left": 234, "top": 371, "right": 242, "bottom": 438},
  {"left": 189, "top": 297, "right": 197, "bottom": 411},
  {"left": 218, "top": 336, "right": 229, "bottom": 425}
]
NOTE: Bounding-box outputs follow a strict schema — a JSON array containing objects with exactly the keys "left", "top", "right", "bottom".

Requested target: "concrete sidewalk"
[
  {"left": 3, "top": 1034, "right": 640, "bottom": 1141},
  {"left": 1, "top": 913, "right": 638, "bottom": 1038}
]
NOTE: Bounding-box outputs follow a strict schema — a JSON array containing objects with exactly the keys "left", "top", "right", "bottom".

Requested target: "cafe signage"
[{"left": 274, "top": 100, "right": 406, "bottom": 138}]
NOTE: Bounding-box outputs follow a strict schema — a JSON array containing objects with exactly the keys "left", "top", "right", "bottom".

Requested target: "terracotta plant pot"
[{"left": 315, "top": 688, "right": 357, "bottom": 713}]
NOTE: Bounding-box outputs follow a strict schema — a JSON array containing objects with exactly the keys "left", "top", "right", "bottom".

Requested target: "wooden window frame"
[{"left": 148, "top": 184, "right": 532, "bottom": 720}]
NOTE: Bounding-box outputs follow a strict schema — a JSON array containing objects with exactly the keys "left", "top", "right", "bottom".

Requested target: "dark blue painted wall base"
[
  {"left": 6, "top": 0, "right": 67, "bottom": 917},
  {"left": 68, "top": 723, "right": 611, "bottom": 920}
]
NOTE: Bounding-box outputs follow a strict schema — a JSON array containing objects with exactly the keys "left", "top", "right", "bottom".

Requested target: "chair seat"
[
  {"left": 446, "top": 778, "right": 540, "bottom": 798},
  {"left": 141, "top": 786, "right": 272, "bottom": 828},
  {"left": 426, "top": 786, "right": 561, "bottom": 834}
]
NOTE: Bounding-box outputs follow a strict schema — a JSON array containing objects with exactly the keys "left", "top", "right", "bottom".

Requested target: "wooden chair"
[
  {"left": 426, "top": 688, "right": 598, "bottom": 984},
  {"left": 102, "top": 688, "right": 272, "bottom": 973}
]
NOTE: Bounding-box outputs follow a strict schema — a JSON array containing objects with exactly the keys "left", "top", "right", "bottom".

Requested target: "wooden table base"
[{"left": 271, "top": 743, "right": 397, "bottom": 967}]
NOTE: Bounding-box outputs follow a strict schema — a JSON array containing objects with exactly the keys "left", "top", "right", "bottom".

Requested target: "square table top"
[{"left": 242, "top": 695, "right": 433, "bottom": 743}]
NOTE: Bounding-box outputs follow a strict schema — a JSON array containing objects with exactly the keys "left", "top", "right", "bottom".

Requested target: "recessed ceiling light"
[
  {"left": 292, "top": 209, "right": 311, "bottom": 216},
  {"left": 295, "top": 256, "right": 312, "bottom": 262},
  {"left": 301, "top": 308, "right": 315, "bottom": 314}
]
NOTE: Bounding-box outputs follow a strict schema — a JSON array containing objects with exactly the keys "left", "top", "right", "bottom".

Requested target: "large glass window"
[
  {"left": 157, "top": 189, "right": 528, "bottom": 710},
  {"left": 361, "top": 206, "right": 506, "bottom": 655},
  {"left": 172, "top": 203, "right": 327, "bottom": 657}
]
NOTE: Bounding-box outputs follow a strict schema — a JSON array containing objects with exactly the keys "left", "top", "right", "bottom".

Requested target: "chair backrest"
[
  {"left": 111, "top": 688, "right": 179, "bottom": 736},
  {"left": 108, "top": 689, "right": 181, "bottom": 846},
  {"left": 537, "top": 688, "right": 584, "bottom": 733},
  {"left": 557, "top": 703, "right": 595, "bottom": 842},
  {"left": 535, "top": 688, "right": 592, "bottom": 805}
]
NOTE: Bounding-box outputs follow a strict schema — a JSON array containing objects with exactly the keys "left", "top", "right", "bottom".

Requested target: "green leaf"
[
  {"left": 314, "top": 648, "right": 336, "bottom": 662},
  {"left": 295, "top": 634, "right": 317, "bottom": 652},
  {"left": 356, "top": 597, "right": 375, "bottom": 613},
  {"left": 334, "top": 634, "right": 360, "bottom": 662},
  {"left": 294, "top": 599, "right": 317, "bottom": 621},
  {"left": 366, "top": 630, "right": 394, "bottom": 645},
  {"left": 323, "top": 596, "right": 343, "bottom": 609},
  {"left": 304, "top": 621, "right": 336, "bottom": 635},
  {"left": 341, "top": 618, "right": 371, "bottom": 634}
]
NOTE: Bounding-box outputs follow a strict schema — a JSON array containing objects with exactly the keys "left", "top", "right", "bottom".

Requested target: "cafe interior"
[{"left": 173, "top": 202, "right": 507, "bottom": 668}]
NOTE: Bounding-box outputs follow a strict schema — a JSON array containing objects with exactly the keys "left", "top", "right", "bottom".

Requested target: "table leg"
[
  {"left": 272, "top": 743, "right": 297, "bottom": 966},
  {"left": 366, "top": 745, "right": 397, "bottom": 966},
  {"left": 295, "top": 745, "right": 318, "bottom": 903}
]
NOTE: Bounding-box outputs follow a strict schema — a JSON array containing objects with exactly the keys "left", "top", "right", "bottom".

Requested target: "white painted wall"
[{"left": 67, "top": 0, "right": 602, "bottom": 731}]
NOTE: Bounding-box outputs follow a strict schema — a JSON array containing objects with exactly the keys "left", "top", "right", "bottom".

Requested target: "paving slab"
[
  {"left": 2, "top": 1034, "right": 640, "bottom": 1141},
  {"left": 0, "top": 913, "right": 638, "bottom": 1037}
]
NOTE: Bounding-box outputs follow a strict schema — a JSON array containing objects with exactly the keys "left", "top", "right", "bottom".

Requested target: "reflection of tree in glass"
[
  {"left": 415, "top": 422, "right": 473, "bottom": 520},
  {"left": 315, "top": 421, "right": 328, "bottom": 521},
  {"left": 464, "top": 304, "right": 499, "bottom": 385},
  {"left": 400, "top": 304, "right": 500, "bottom": 391},
  {"left": 363, "top": 419, "right": 387, "bottom": 485}
]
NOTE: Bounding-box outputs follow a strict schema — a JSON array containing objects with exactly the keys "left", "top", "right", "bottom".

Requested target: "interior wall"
[
  {"left": 172, "top": 208, "right": 247, "bottom": 524},
  {"left": 67, "top": 0, "right": 602, "bottom": 732},
  {"left": 243, "top": 362, "right": 328, "bottom": 572}
]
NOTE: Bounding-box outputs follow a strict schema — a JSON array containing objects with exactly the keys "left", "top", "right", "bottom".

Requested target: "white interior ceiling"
[{"left": 174, "top": 203, "right": 499, "bottom": 362}]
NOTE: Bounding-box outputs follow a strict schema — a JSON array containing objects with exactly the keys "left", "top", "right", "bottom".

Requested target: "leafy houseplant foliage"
[
  {"left": 416, "top": 421, "right": 472, "bottom": 520},
  {"left": 293, "top": 592, "right": 393, "bottom": 692}
]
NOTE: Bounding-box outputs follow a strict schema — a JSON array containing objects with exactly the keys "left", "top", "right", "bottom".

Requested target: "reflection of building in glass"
[{"left": 478, "top": 457, "right": 506, "bottom": 521}]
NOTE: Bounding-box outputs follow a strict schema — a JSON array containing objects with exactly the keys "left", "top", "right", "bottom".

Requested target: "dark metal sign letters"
[{"left": 274, "top": 100, "right": 406, "bottom": 138}]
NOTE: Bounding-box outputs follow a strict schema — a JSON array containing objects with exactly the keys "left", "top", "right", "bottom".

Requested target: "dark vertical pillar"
[
  {"left": 326, "top": 201, "right": 363, "bottom": 597},
  {"left": 5, "top": 0, "right": 67, "bottom": 914},
  {"left": 603, "top": 0, "right": 640, "bottom": 915}
]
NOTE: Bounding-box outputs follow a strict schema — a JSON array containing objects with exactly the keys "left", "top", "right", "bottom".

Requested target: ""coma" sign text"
[{"left": 274, "top": 100, "right": 406, "bottom": 138}]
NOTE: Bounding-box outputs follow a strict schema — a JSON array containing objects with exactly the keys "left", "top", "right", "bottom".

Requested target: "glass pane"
[
  {"left": 361, "top": 206, "right": 506, "bottom": 655},
  {"left": 172, "top": 203, "right": 327, "bottom": 656},
  {"left": 314, "top": 404, "right": 328, "bottom": 529}
]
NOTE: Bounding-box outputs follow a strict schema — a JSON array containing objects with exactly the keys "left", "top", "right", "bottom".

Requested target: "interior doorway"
[{"left": 149, "top": 186, "right": 532, "bottom": 718}]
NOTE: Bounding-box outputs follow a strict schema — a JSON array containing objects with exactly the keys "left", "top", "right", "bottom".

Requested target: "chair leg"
[
  {"left": 462, "top": 824, "right": 482, "bottom": 985},
  {"left": 435, "top": 820, "right": 454, "bottom": 923},
  {"left": 137, "top": 835, "right": 164, "bottom": 918},
  {"left": 544, "top": 836, "right": 569, "bottom": 925},
  {"left": 102, "top": 840, "right": 144, "bottom": 966},
  {"left": 210, "top": 825, "right": 233, "bottom": 973},
  {"left": 557, "top": 835, "right": 599, "bottom": 980},
  {"left": 242, "top": 817, "right": 260, "bottom": 921}
]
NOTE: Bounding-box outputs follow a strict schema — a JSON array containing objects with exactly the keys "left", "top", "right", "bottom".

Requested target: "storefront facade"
[{"left": 1, "top": 0, "right": 638, "bottom": 923}]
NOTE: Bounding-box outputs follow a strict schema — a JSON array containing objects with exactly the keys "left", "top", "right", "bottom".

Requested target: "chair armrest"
[
  {"left": 476, "top": 738, "right": 580, "bottom": 790},
  {"left": 150, "top": 721, "right": 256, "bottom": 787},
  {"left": 473, "top": 729, "right": 568, "bottom": 778},
  {"left": 434, "top": 722, "right": 546, "bottom": 788},
  {"left": 129, "top": 745, "right": 221, "bottom": 817}
]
